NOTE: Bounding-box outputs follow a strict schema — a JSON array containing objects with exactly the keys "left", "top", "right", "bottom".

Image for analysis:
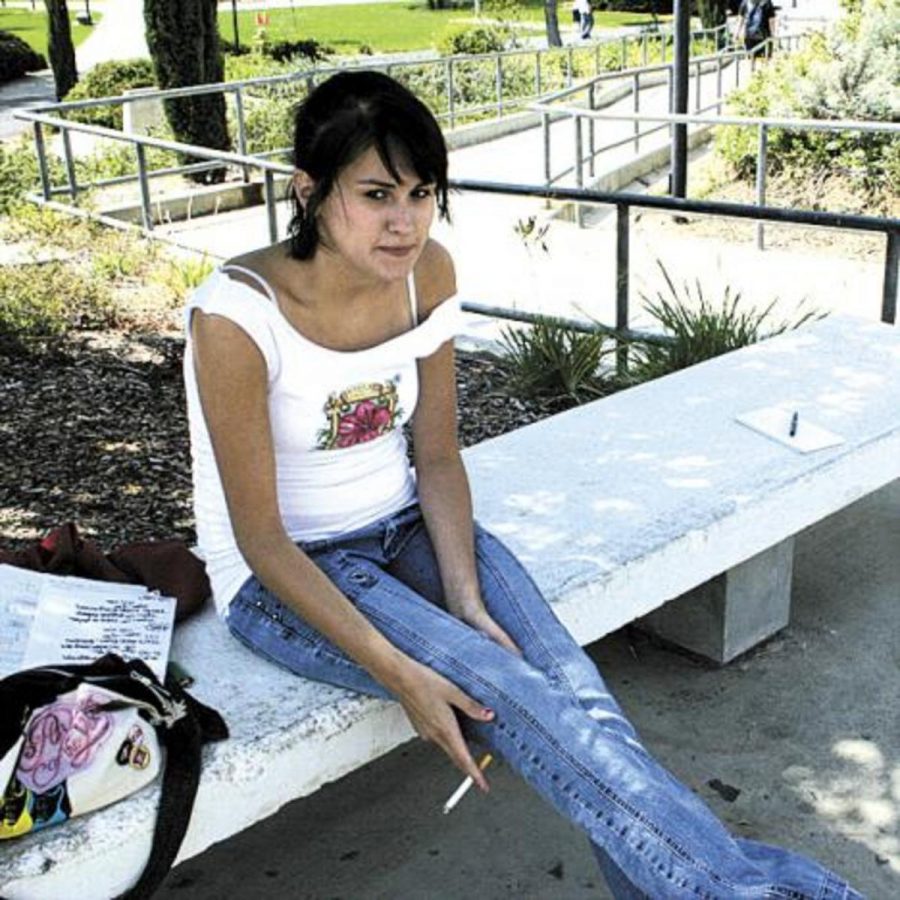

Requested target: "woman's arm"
[
  {"left": 411, "top": 243, "right": 519, "bottom": 654},
  {"left": 191, "top": 307, "right": 495, "bottom": 788}
]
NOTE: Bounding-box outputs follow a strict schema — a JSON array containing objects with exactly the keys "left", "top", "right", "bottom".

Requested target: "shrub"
[
  {"left": 499, "top": 317, "right": 612, "bottom": 404},
  {"left": 267, "top": 39, "right": 332, "bottom": 63},
  {"left": 438, "top": 24, "right": 515, "bottom": 56},
  {"left": 0, "top": 138, "right": 67, "bottom": 215},
  {"left": 158, "top": 253, "right": 215, "bottom": 301},
  {"left": 63, "top": 59, "right": 156, "bottom": 130},
  {"left": 0, "top": 30, "right": 47, "bottom": 85},
  {"left": 0, "top": 261, "right": 117, "bottom": 353},
  {"left": 628, "top": 262, "right": 819, "bottom": 380},
  {"left": 714, "top": 6, "right": 898, "bottom": 204}
]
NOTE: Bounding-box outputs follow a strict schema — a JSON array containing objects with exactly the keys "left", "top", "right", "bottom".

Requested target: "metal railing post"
[
  {"left": 535, "top": 51, "right": 541, "bottom": 98},
  {"left": 33, "top": 121, "right": 51, "bottom": 201},
  {"left": 716, "top": 54, "right": 723, "bottom": 113},
  {"left": 61, "top": 127, "right": 77, "bottom": 200},
  {"left": 135, "top": 142, "right": 153, "bottom": 232},
  {"left": 667, "top": 64, "right": 674, "bottom": 143},
  {"left": 694, "top": 60, "right": 702, "bottom": 113},
  {"left": 588, "top": 84, "right": 595, "bottom": 177},
  {"left": 621, "top": 35, "right": 627, "bottom": 69},
  {"left": 234, "top": 87, "right": 250, "bottom": 183},
  {"left": 496, "top": 54, "right": 503, "bottom": 117},
  {"left": 446, "top": 60, "right": 456, "bottom": 129},
  {"left": 615, "top": 202, "right": 630, "bottom": 375},
  {"left": 641, "top": 32, "right": 648, "bottom": 67},
  {"left": 264, "top": 169, "right": 278, "bottom": 244},
  {"left": 882, "top": 231, "right": 898, "bottom": 325},
  {"left": 575, "top": 113, "right": 584, "bottom": 189},
  {"left": 756, "top": 123, "right": 768, "bottom": 250},
  {"left": 633, "top": 72, "right": 640, "bottom": 152},
  {"left": 542, "top": 110, "right": 551, "bottom": 189},
  {"left": 567, "top": 46, "right": 574, "bottom": 86}
]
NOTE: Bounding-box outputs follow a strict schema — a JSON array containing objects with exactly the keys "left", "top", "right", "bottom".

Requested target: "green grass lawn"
[
  {"left": 218, "top": 2, "right": 665, "bottom": 54},
  {"left": 0, "top": 9, "right": 101, "bottom": 58}
]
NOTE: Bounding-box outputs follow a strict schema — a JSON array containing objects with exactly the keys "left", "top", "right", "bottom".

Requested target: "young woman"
[{"left": 184, "top": 71, "right": 861, "bottom": 899}]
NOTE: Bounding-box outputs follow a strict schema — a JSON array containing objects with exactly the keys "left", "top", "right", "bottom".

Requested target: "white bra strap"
[
  {"left": 222, "top": 264, "right": 278, "bottom": 306},
  {"left": 407, "top": 272, "right": 418, "bottom": 327}
]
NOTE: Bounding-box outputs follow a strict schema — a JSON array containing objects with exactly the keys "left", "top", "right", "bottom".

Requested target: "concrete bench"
[{"left": 3, "top": 314, "right": 900, "bottom": 899}]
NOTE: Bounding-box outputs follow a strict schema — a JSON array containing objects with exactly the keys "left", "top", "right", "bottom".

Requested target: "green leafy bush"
[
  {"left": 499, "top": 317, "right": 612, "bottom": 404},
  {"left": 0, "top": 261, "right": 117, "bottom": 352},
  {"left": 267, "top": 39, "right": 333, "bottom": 63},
  {"left": 438, "top": 24, "right": 515, "bottom": 56},
  {"left": 63, "top": 59, "right": 157, "bottom": 130},
  {"left": 0, "top": 138, "right": 68, "bottom": 215},
  {"left": 714, "top": 5, "right": 898, "bottom": 204},
  {"left": 158, "top": 253, "right": 216, "bottom": 300},
  {"left": 628, "top": 262, "right": 819, "bottom": 380},
  {"left": 0, "top": 30, "right": 47, "bottom": 85}
]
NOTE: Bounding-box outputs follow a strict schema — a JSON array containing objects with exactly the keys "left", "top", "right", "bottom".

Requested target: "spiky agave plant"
[
  {"left": 499, "top": 316, "right": 614, "bottom": 405},
  {"left": 630, "top": 260, "right": 822, "bottom": 380}
]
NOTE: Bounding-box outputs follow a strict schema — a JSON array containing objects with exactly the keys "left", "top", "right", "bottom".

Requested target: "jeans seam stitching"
[{"left": 475, "top": 534, "right": 576, "bottom": 694}]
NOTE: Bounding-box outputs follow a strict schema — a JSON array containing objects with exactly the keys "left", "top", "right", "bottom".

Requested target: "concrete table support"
[{"left": 638, "top": 539, "right": 794, "bottom": 664}]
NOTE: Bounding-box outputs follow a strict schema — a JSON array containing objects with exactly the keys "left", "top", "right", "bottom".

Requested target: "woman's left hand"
[{"left": 450, "top": 601, "right": 522, "bottom": 656}]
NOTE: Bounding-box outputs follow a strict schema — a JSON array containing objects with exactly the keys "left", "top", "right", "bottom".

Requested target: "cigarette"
[{"left": 441, "top": 753, "right": 493, "bottom": 815}]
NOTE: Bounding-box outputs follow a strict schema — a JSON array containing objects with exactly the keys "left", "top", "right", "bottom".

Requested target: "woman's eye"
[
  {"left": 412, "top": 187, "right": 434, "bottom": 200},
  {"left": 365, "top": 190, "right": 388, "bottom": 200}
]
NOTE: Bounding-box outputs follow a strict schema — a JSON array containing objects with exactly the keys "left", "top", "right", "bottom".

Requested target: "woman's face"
[{"left": 300, "top": 144, "right": 437, "bottom": 284}]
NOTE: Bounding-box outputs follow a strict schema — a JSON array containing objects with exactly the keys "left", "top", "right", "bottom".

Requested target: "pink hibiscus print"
[{"left": 335, "top": 400, "right": 393, "bottom": 448}]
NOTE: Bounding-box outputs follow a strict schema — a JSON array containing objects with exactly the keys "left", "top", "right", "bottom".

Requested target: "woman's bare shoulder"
[
  {"left": 223, "top": 243, "right": 295, "bottom": 298},
  {"left": 414, "top": 239, "right": 457, "bottom": 317}
]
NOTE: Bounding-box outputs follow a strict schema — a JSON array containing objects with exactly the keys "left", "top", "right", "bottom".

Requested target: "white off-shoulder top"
[{"left": 183, "top": 265, "right": 463, "bottom": 615}]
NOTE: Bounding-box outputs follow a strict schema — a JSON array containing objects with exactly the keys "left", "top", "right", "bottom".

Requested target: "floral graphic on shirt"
[{"left": 317, "top": 377, "right": 403, "bottom": 450}]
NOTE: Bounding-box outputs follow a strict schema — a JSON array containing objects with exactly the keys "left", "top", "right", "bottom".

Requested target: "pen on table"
[
  {"left": 789, "top": 411, "right": 799, "bottom": 438},
  {"left": 442, "top": 753, "right": 493, "bottom": 815}
]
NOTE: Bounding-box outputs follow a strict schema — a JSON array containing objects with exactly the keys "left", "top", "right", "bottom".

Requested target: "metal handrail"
[
  {"left": 450, "top": 179, "right": 899, "bottom": 345},
  {"left": 533, "top": 32, "right": 811, "bottom": 190},
  {"left": 21, "top": 22, "right": 731, "bottom": 152}
]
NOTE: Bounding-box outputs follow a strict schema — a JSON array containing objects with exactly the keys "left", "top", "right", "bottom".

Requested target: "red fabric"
[{"left": 0, "top": 524, "right": 209, "bottom": 622}]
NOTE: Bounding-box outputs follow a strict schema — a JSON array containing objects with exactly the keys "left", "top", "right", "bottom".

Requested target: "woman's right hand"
[{"left": 392, "top": 658, "right": 495, "bottom": 791}]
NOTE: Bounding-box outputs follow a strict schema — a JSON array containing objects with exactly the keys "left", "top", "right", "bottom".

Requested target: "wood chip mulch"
[{"left": 0, "top": 332, "right": 559, "bottom": 553}]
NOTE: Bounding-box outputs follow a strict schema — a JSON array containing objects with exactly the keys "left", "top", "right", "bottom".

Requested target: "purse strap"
[{"left": 118, "top": 685, "right": 224, "bottom": 900}]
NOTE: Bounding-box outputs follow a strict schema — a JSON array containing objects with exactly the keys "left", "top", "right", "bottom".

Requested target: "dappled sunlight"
[
  {"left": 663, "top": 477, "right": 713, "bottom": 489},
  {"left": 831, "top": 367, "right": 886, "bottom": 391},
  {"left": 503, "top": 490, "right": 566, "bottom": 516},
  {"left": 591, "top": 498, "right": 640, "bottom": 514},
  {"left": 489, "top": 520, "right": 569, "bottom": 554},
  {"left": 815, "top": 390, "right": 869, "bottom": 417},
  {"left": 663, "top": 455, "right": 721, "bottom": 471},
  {"left": 783, "top": 740, "right": 900, "bottom": 874}
]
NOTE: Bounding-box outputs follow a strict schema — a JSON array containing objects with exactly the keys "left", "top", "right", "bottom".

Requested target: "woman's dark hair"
[{"left": 288, "top": 70, "right": 450, "bottom": 260}]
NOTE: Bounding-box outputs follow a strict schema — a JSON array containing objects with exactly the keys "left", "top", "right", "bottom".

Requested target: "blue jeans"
[{"left": 226, "top": 504, "right": 862, "bottom": 899}]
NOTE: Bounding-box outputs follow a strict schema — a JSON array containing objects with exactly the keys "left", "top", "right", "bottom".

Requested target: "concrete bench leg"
[{"left": 637, "top": 539, "right": 794, "bottom": 664}]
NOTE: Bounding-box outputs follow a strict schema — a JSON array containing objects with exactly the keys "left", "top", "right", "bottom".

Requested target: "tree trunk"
[
  {"left": 144, "top": 0, "right": 230, "bottom": 184},
  {"left": 544, "top": 0, "right": 562, "bottom": 47},
  {"left": 44, "top": 0, "right": 77, "bottom": 99}
]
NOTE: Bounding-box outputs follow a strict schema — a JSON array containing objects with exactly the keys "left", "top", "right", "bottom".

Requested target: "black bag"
[{"left": 0, "top": 655, "right": 228, "bottom": 900}]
